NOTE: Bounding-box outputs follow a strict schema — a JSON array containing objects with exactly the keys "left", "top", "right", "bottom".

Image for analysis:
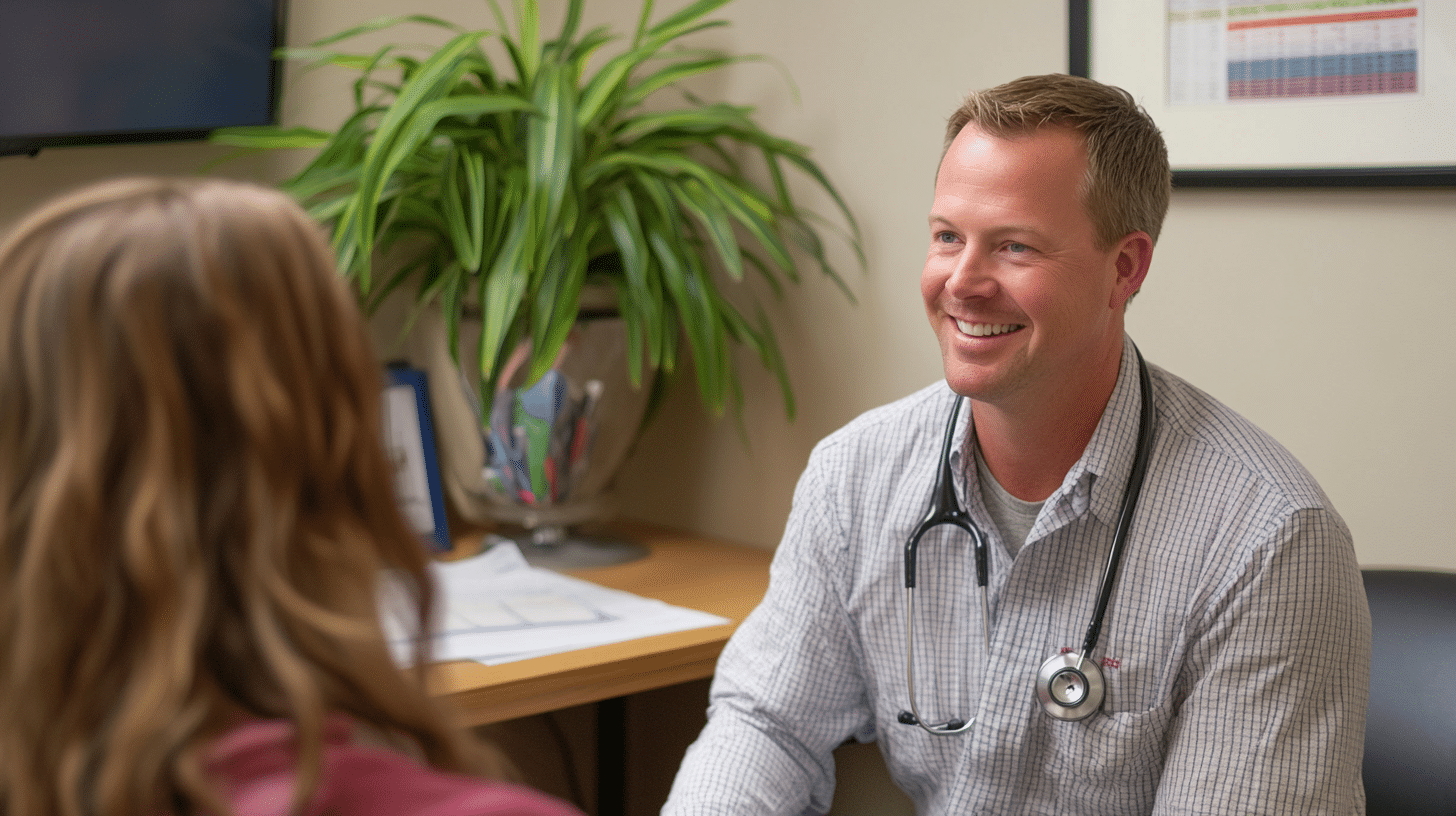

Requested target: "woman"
[{"left": 0, "top": 177, "right": 581, "bottom": 816}]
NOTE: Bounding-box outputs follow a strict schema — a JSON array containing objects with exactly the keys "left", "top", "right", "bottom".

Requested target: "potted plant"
[{"left": 214, "top": 0, "right": 861, "bottom": 540}]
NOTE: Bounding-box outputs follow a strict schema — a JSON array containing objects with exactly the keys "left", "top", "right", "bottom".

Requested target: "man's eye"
[
  {"left": 1006, "top": 242, "right": 1030, "bottom": 253},
  {"left": 935, "top": 231, "right": 958, "bottom": 243}
]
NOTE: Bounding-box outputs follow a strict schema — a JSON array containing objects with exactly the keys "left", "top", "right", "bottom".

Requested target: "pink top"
[{"left": 206, "top": 718, "right": 583, "bottom": 816}]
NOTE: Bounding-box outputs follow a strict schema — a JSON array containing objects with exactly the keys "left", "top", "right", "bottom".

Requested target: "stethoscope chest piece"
[{"left": 1035, "top": 652, "right": 1105, "bottom": 721}]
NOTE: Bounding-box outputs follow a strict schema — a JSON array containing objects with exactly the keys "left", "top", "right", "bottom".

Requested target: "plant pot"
[{"left": 420, "top": 298, "right": 652, "bottom": 568}]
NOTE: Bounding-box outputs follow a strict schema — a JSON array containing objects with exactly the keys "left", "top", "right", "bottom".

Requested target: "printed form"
[{"left": 387, "top": 540, "right": 729, "bottom": 666}]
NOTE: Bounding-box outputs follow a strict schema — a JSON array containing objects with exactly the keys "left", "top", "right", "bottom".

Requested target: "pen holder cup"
[{"left": 423, "top": 307, "right": 651, "bottom": 569}]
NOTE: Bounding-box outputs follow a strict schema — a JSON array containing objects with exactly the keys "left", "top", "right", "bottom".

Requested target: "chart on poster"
[{"left": 1168, "top": 1, "right": 1423, "bottom": 105}]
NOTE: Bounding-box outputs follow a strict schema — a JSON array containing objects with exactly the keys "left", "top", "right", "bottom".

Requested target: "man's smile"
[{"left": 955, "top": 320, "right": 1025, "bottom": 337}]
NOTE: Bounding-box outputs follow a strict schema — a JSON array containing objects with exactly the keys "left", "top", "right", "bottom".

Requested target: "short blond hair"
[
  {"left": 946, "top": 73, "right": 1172, "bottom": 248},
  {"left": 0, "top": 177, "right": 483, "bottom": 816}
]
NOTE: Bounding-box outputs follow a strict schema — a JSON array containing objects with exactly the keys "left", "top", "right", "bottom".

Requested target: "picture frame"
[
  {"left": 383, "top": 364, "right": 452, "bottom": 551},
  {"left": 1067, "top": 0, "right": 1456, "bottom": 188}
]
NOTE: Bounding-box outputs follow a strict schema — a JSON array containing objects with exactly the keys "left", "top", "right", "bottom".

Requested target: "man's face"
[{"left": 920, "top": 124, "right": 1145, "bottom": 411}]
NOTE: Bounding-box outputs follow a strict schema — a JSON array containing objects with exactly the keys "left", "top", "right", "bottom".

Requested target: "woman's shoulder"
[
  {"left": 318, "top": 747, "right": 583, "bottom": 816},
  {"left": 210, "top": 719, "right": 583, "bottom": 816}
]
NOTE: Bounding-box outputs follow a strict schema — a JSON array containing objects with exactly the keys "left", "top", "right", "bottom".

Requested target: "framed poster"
[
  {"left": 384, "top": 365, "right": 452, "bottom": 551},
  {"left": 1068, "top": 0, "right": 1456, "bottom": 187}
]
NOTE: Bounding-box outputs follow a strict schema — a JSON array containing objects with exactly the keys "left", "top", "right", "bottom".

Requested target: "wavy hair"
[
  {"left": 945, "top": 73, "right": 1173, "bottom": 249},
  {"left": 0, "top": 177, "right": 483, "bottom": 816}
]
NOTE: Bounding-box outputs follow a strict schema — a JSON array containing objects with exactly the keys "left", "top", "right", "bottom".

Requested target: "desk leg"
[{"left": 597, "top": 696, "right": 627, "bottom": 816}]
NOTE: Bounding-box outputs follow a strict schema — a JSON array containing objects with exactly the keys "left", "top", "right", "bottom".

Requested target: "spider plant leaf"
[
  {"left": 785, "top": 210, "right": 858, "bottom": 303},
  {"left": 357, "top": 51, "right": 402, "bottom": 109},
  {"left": 736, "top": 248, "right": 784, "bottom": 299},
  {"left": 669, "top": 176, "right": 744, "bottom": 282},
  {"left": 602, "top": 188, "right": 665, "bottom": 372},
  {"left": 610, "top": 104, "right": 751, "bottom": 144},
  {"left": 693, "top": 172, "right": 795, "bottom": 272},
  {"left": 561, "top": 25, "right": 614, "bottom": 76},
  {"left": 525, "top": 238, "right": 591, "bottom": 387},
  {"left": 463, "top": 146, "right": 487, "bottom": 272},
  {"left": 344, "top": 32, "right": 495, "bottom": 288},
  {"left": 621, "top": 54, "right": 744, "bottom": 109},
  {"left": 596, "top": 150, "right": 795, "bottom": 283},
  {"left": 648, "top": 228, "right": 727, "bottom": 414},
  {"left": 629, "top": 0, "right": 656, "bottom": 46},
  {"left": 483, "top": 0, "right": 509, "bottom": 34},
  {"left": 602, "top": 276, "right": 648, "bottom": 387},
  {"left": 379, "top": 245, "right": 445, "bottom": 339},
  {"left": 436, "top": 258, "right": 466, "bottom": 359},
  {"left": 278, "top": 46, "right": 386, "bottom": 74},
  {"left": 635, "top": 171, "right": 730, "bottom": 413},
  {"left": 485, "top": 166, "right": 528, "bottom": 268},
  {"left": 576, "top": 52, "right": 642, "bottom": 131},
  {"left": 726, "top": 303, "right": 794, "bottom": 419},
  {"left": 440, "top": 153, "right": 467, "bottom": 264},
  {"left": 524, "top": 61, "right": 578, "bottom": 261},
  {"left": 596, "top": 11, "right": 731, "bottom": 114},
  {"left": 280, "top": 106, "right": 379, "bottom": 187},
  {"left": 477, "top": 207, "right": 534, "bottom": 384},
  {"left": 302, "top": 14, "right": 466, "bottom": 50},
  {"left": 515, "top": 0, "right": 541, "bottom": 82},
  {"left": 553, "top": 0, "right": 586, "bottom": 55},
  {"left": 640, "top": 0, "right": 734, "bottom": 44},
  {"left": 414, "top": 93, "right": 537, "bottom": 127},
  {"left": 208, "top": 125, "right": 332, "bottom": 149},
  {"left": 772, "top": 146, "right": 864, "bottom": 246},
  {"left": 440, "top": 146, "right": 489, "bottom": 274},
  {"left": 624, "top": 170, "right": 685, "bottom": 369},
  {"left": 301, "top": 195, "right": 353, "bottom": 228}
]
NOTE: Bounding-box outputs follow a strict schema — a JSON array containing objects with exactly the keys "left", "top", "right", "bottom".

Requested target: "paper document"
[{"left": 390, "top": 539, "right": 730, "bottom": 666}]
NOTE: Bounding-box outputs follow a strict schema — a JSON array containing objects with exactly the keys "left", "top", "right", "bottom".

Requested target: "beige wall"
[{"left": 3, "top": 1, "right": 1452, "bottom": 813}]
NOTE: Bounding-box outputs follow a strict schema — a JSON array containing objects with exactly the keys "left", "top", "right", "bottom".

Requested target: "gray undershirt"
[{"left": 973, "top": 443, "right": 1043, "bottom": 557}]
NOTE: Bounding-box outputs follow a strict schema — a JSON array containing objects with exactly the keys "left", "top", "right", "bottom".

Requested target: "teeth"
[{"left": 956, "top": 320, "right": 1022, "bottom": 337}]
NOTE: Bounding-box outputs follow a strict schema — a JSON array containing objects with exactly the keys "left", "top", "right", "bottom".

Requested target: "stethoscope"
[{"left": 898, "top": 349, "right": 1156, "bottom": 734}]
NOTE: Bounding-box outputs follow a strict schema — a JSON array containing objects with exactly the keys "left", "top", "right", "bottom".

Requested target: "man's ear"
[{"left": 1110, "top": 231, "right": 1154, "bottom": 310}]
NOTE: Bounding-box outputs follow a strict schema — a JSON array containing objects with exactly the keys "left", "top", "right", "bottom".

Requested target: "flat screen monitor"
[{"left": 0, "top": 0, "right": 286, "bottom": 156}]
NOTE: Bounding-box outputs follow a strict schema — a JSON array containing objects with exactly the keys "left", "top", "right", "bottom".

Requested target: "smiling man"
[{"left": 664, "top": 74, "right": 1369, "bottom": 815}]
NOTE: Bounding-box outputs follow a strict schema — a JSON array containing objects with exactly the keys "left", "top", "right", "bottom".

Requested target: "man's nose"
[{"left": 945, "top": 248, "right": 998, "bottom": 300}]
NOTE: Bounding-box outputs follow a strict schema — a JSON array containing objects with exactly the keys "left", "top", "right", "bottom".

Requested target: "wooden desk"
[{"left": 431, "top": 521, "right": 773, "bottom": 728}]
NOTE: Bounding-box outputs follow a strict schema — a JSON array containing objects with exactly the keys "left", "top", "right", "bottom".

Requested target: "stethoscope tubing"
[
  {"left": 901, "top": 347, "right": 1155, "bottom": 733},
  {"left": 1079, "top": 351, "right": 1157, "bottom": 658},
  {"left": 902, "top": 393, "right": 984, "bottom": 734}
]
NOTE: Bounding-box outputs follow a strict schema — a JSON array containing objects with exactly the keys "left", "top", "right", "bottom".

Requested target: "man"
[{"left": 663, "top": 74, "right": 1370, "bottom": 814}]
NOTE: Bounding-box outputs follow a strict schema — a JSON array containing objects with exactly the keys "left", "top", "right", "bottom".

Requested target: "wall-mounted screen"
[{"left": 0, "top": 0, "right": 285, "bottom": 156}]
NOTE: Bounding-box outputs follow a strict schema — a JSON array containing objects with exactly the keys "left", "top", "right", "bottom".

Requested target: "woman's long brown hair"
[{"left": 0, "top": 178, "right": 482, "bottom": 816}]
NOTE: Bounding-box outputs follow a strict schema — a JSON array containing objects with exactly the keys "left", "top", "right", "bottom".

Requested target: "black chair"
[{"left": 1361, "top": 569, "right": 1456, "bottom": 816}]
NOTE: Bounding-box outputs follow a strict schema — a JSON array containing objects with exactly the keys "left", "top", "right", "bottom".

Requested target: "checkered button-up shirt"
[{"left": 665, "top": 337, "right": 1369, "bottom": 815}]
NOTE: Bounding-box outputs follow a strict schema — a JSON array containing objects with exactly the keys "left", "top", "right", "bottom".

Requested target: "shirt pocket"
[{"left": 1041, "top": 705, "right": 1175, "bottom": 789}]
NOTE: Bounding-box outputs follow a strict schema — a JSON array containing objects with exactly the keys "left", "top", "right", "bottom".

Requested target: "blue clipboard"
[{"left": 384, "top": 364, "right": 451, "bottom": 552}]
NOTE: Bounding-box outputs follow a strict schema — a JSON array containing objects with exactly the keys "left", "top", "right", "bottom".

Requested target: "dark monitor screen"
[{"left": 0, "top": 0, "right": 285, "bottom": 155}]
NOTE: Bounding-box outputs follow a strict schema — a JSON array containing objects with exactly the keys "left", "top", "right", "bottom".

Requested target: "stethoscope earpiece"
[{"left": 1035, "top": 652, "right": 1105, "bottom": 721}]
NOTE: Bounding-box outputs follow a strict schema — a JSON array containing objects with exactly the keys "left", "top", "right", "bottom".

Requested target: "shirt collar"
[
  {"left": 951, "top": 335, "right": 1148, "bottom": 538},
  {"left": 1049, "top": 335, "right": 1147, "bottom": 532}
]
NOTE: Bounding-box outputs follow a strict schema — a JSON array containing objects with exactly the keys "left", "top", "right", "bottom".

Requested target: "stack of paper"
[{"left": 389, "top": 540, "right": 730, "bottom": 666}]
